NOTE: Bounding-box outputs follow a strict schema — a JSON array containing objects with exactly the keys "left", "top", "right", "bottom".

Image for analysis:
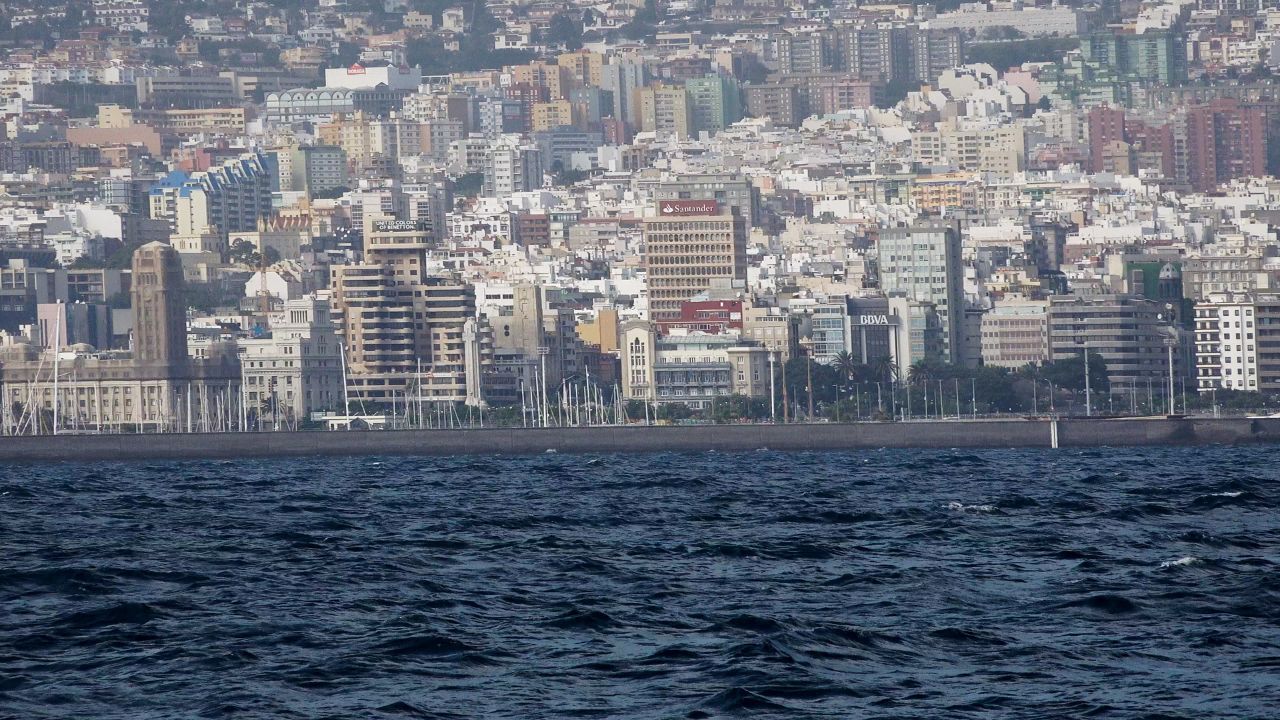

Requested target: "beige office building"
[
  {"left": 328, "top": 216, "right": 486, "bottom": 407},
  {"left": 980, "top": 299, "right": 1050, "bottom": 368},
  {"left": 620, "top": 321, "right": 770, "bottom": 408},
  {"left": 643, "top": 201, "right": 747, "bottom": 324}
]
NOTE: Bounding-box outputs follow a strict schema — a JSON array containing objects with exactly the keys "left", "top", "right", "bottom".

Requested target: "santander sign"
[{"left": 658, "top": 200, "right": 720, "bottom": 216}]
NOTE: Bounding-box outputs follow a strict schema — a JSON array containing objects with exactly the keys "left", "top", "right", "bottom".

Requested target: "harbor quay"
[{"left": 3, "top": 417, "right": 1278, "bottom": 462}]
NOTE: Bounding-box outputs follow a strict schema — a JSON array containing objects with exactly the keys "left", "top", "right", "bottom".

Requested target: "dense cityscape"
[
  {"left": 5, "top": 5, "right": 1280, "bottom": 719},
  {"left": 0, "top": 0, "right": 1279, "bottom": 433}
]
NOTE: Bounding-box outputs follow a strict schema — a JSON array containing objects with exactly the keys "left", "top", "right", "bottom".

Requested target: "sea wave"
[{"left": 0, "top": 446, "right": 1276, "bottom": 718}]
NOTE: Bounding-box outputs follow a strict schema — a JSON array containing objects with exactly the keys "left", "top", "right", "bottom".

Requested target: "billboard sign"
[
  {"left": 372, "top": 220, "right": 425, "bottom": 232},
  {"left": 658, "top": 200, "right": 720, "bottom": 216},
  {"left": 852, "top": 313, "right": 896, "bottom": 326}
]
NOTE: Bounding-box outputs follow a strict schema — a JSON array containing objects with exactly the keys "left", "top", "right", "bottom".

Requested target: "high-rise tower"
[{"left": 131, "top": 241, "right": 189, "bottom": 368}]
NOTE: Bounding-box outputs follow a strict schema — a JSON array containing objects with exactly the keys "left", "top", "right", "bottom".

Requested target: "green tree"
[
  {"left": 870, "top": 356, "right": 899, "bottom": 385},
  {"left": 311, "top": 185, "right": 350, "bottom": 200},
  {"left": 832, "top": 351, "right": 859, "bottom": 382},
  {"left": 776, "top": 356, "right": 842, "bottom": 414},
  {"left": 333, "top": 41, "right": 363, "bottom": 67},
  {"left": 552, "top": 167, "right": 591, "bottom": 186},
  {"left": 970, "top": 366, "right": 1025, "bottom": 414},
  {"left": 546, "top": 11, "right": 584, "bottom": 50},
  {"left": 657, "top": 402, "right": 695, "bottom": 422},
  {"left": 63, "top": 2, "right": 86, "bottom": 29},
  {"left": 452, "top": 171, "right": 484, "bottom": 196},
  {"left": 624, "top": 399, "right": 654, "bottom": 422},
  {"left": 1040, "top": 353, "right": 1110, "bottom": 393},
  {"left": 710, "top": 394, "right": 769, "bottom": 423},
  {"left": 485, "top": 405, "right": 525, "bottom": 427},
  {"left": 101, "top": 241, "right": 145, "bottom": 269},
  {"left": 227, "top": 240, "right": 278, "bottom": 267},
  {"left": 980, "top": 26, "right": 1026, "bottom": 41},
  {"left": 69, "top": 255, "right": 106, "bottom": 269},
  {"left": 617, "top": 0, "right": 658, "bottom": 41},
  {"left": 106, "top": 291, "right": 131, "bottom": 309},
  {"left": 967, "top": 37, "right": 1080, "bottom": 72},
  {"left": 228, "top": 239, "right": 259, "bottom": 266},
  {"left": 184, "top": 282, "right": 242, "bottom": 313},
  {"left": 908, "top": 358, "right": 944, "bottom": 386}
]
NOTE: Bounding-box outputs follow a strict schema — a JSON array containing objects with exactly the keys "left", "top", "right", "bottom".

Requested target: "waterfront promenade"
[{"left": 2, "top": 416, "right": 1279, "bottom": 462}]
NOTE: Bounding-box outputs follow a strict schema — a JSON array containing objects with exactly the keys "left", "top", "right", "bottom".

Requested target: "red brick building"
[
  {"left": 659, "top": 299, "right": 744, "bottom": 334},
  {"left": 1186, "top": 99, "right": 1267, "bottom": 193}
]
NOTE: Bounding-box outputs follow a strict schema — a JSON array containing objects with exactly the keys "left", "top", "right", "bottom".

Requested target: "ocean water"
[{"left": 1, "top": 447, "right": 1278, "bottom": 719}]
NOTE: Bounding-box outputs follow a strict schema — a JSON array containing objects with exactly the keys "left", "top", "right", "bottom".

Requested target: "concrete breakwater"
[{"left": 2, "top": 417, "right": 1279, "bottom": 462}]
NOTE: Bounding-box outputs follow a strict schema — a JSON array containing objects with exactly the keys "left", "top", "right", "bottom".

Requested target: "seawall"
[{"left": 2, "top": 417, "right": 1279, "bottom": 462}]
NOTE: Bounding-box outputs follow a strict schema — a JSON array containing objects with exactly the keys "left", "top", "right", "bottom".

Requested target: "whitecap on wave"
[
  {"left": 946, "top": 501, "right": 997, "bottom": 513},
  {"left": 1159, "top": 556, "right": 1202, "bottom": 569}
]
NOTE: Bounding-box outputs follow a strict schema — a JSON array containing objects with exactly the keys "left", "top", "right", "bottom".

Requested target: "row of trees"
[
  {"left": 966, "top": 37, "right": 1080, "bottom": 73},
  {"left": 607, "top": 352, "right": 1173, "bottom": 425}
]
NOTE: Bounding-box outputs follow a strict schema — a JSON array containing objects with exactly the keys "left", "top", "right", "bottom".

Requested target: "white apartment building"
[
  {"left": 913, "top": 121, "right": 1026, "bottom": 177},
  {"left": 926, "top": 2, "right": 1085, "bottom": 37},
  {"left": 1194, "top": 291, "right": 1263, "bottom": 392},
  {"left": 484, "top": 135, "right": 543, "bottom": 198}
]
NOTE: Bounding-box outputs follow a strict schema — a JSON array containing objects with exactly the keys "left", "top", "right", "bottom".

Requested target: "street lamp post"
[
  {"left": 768, "top": 351, "right": 777, "bottom": 422},
  {"left": 805, "top": 344, "right": 814, "bottom": 421},
  {"left": 538, "top": 346, "right": 549, "bottom": 427},
  {"left": 781, "top": 355, "right": 789, "bottom": 423},
  {"left": 1080, "top": 339, "right": 1091, "bottom": 417},
  {"left": 1162, "top": 305, "right": 1177, "bottom": 416}
]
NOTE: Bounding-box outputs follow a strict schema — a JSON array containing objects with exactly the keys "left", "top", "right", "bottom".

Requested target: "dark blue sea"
[{"left": 2, "top": 447, "right": 1279, "bottom": 719}]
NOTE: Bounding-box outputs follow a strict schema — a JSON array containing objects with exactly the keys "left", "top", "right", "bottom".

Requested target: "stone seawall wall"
[{"left": 3, "top": 418, "right": 1279, "bottom": 462}]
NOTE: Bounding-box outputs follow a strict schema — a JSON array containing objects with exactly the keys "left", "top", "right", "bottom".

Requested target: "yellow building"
[
  {"left": 556, "top": 49, "right": 604, "bottom": 88},
  {"left": 96, "top": 105, "right": 246, "bottom": 134},
  {"left": 531, "top": 99, "right": 580, "bottom": 131},
  {"left": 511, "top": 61, "right": 573, "bottom": 99},
  {"left": 282, "top": 46, "right": 328, "bottom": 73},
  {"left": 636, "top": 84, "right": 693, "bottom": 139},
  {"left": 910, "top": 173, "right": 980, "bottom": 213},
  {"left": 576, "top": 308, "right": 620, "bottom": 353}
]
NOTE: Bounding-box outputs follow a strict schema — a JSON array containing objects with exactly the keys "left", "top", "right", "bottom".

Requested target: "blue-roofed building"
[{"left": 149, "top": 150, "right": 275, "bottom": 242}]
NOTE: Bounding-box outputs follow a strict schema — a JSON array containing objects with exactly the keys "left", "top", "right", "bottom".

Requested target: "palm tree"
[
  {"left": 870, "top": 356, "right": 898, "bottom": 385},
  {"left": 908, "top": 359, "right": 937, "bottom": 387},
  {"left": 832, "top": 351, "right": 858, "bottom": 382}
]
